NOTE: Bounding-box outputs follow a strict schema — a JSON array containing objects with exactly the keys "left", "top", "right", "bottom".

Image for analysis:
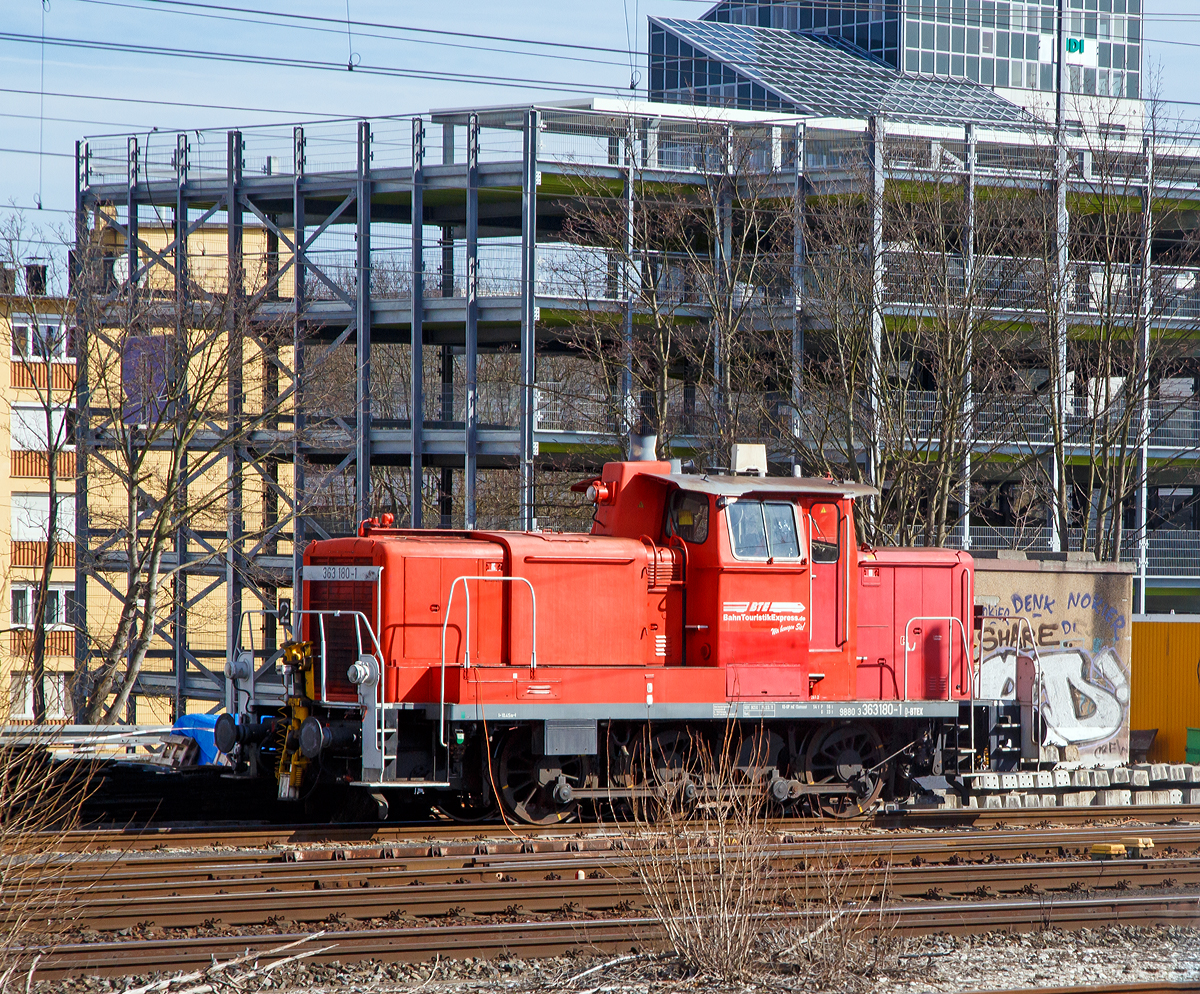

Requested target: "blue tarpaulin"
[{"left": 172, "top": 713, "right": 221, "bottom": 766}]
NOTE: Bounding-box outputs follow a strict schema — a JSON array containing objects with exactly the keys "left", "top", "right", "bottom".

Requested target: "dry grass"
[
  {"left": 610, "top": 723, "right": 901, "bottom": 989},
  {"left": 0, "top": 719, "right": 96, "bottom": 993},
  {"left": 766, "top": 848, "right": 901, "bottom": 992}
]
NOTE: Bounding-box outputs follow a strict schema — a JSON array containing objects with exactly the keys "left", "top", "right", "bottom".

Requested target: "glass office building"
[{"left": 650, "top": 0, "right": 1142, "bottom": 119}]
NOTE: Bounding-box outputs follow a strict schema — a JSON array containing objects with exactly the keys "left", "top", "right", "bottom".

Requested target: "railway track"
[
  {"left": 37, "top": 818, "right": 1200, "bottom": 880},
  {"left": 24, "top": 890, "right": 1200, "bottom": 980},
  {"left": 53, "top": 803, "right": 1200, "bottom": 851},
  {"left": 13, "top": 814, "right": 1200, "bottom": 981},
  {"left": 14, "top": 820, "right": 1200, "bottom": 928},
  {"left": 17, "top": 852, "right": 1200, "bottom": 930},
  {"left": 983, "top": 986, "right": 1200, "bottom": 994}
]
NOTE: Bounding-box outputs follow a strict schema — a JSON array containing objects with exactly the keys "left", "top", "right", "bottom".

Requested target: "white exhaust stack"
[
  {"left": 629, "top": 433, "right": 658, "bottom": 461},
  {"left": 731, "top": 443, "right": 767, "bottom": 477}
]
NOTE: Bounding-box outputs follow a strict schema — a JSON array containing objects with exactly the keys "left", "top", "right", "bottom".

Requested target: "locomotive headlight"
[{"left": 586, "top": 482, "right": 612, "bottom": 504}]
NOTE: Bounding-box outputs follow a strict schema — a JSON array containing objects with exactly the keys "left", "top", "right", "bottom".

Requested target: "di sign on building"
[{"left": 1064, "top": 35, "right": 1099, "bottom": 69}]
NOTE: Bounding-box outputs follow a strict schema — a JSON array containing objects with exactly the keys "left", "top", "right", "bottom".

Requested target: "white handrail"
[
  {"left": 439, "top": 575, "right": 538, "bottom": 747},
  {"left": 902, "top": 615, "right": 973, "bottom": 702},
  {"left": 294, "top": 609, "right": 385, "bottom": 705},
  {"left": 844, "top": 510, "right": 851, "bottom": 645},
  {"left": 807, "top": 513, "right": 815, "bottom": 633}
]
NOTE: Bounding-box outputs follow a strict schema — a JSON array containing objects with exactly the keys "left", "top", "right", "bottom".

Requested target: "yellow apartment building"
[{"left": 1, "top": 285, "right": 78, "bottom": 722}]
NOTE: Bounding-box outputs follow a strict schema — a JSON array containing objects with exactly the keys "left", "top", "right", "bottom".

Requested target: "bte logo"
[{"left": 723, "top": 601, "right": 806, "bottom": 614}]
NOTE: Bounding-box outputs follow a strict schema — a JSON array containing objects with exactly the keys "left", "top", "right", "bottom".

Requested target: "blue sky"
[{"left": 1, "top": 0, "right": 1198, "bottom": 234}]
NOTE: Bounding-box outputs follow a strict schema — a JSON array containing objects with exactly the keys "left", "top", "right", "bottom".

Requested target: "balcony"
[
  {"left": 10, "top": 451, "right": 76, "bottom": 479},
  {"left": 11, "top": 542, "right": 74, "bottom": 568},
  {"left": 8, "top": 629, "right": 75, "bottom": 658},
  {"left": 798, "top": 390, "right": 1200, "bottom": 456},
  {"left": 10, "top": 361, "right": 76, "bottom": 391},
  {"left": 956, "top": 526, "right": 1200, "bottom": 580}
]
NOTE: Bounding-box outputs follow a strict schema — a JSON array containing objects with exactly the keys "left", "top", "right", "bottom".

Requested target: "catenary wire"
[
  {"left": 6, "top": 26, "right": 1200, "bottom": 116},
  {"left": 0, "top": 85, "right": 407, "bottom": 119},
  {"left": 65, "top": 0, "right": 632, "bottom": 69},
  {"left": 0, "top": 30, "right": 630, "bottom": 95},
  {"left": 70, "top": 0, "right": 638, "bottom": 56}
]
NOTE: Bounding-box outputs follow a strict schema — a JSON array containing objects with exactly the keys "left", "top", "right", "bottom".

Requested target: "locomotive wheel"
[
  {"left": 645, "top": 729, "right": 706, "bottom": 817},
  {"left": 803, "top": 722, "right": 887, "bottom": 819},
  {"left": 496, "top": 727, "right": 588, "bottom": 825},
  {"left": 732, "top": 727, "right": 787, "bottom": 781},
  {"left": 610, "top": 728, "right": 704, "bottom": 820}
]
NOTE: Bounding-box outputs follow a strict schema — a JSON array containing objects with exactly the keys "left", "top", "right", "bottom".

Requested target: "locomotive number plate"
[{"left": 303, "top": 565, "right": 381, "bottom": 582}]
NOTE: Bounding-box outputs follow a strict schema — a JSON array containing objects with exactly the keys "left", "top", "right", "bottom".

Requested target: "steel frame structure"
[
  {"left": 72, "top": 110, "right": 568, "bottom": 710},
  {"left": 71, "top": 102, "right": 1186, "bottom": 712}
]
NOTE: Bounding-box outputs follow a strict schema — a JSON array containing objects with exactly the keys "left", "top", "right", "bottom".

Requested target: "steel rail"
[
  {"left": 49, "top": 803, "right": 1200, "bottom": 851},
  {"left": 975, "top": 985, "right": 1200, "bottom": 994},
  {"left": 39, "top": 814, "right": 1200, "bottom": 870},
  {"left": 25, "top": 891, "right": 1200, "bottom": 980},
  {"left": 13, "top": 856, "right": 1200, "bottom": 930}
]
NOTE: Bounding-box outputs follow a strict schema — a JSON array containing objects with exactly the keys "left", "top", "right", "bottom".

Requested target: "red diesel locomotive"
[{"left": 216, "top": 460, "right": 978, "bottom": 822}]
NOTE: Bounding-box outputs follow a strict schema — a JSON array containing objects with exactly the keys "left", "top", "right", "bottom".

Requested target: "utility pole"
[
  {"left": 1055, "top": 0, "right": 1065, "bottom": 132},
  {"left": 1050, "top": 0, "right": 1070, "bottom": 552}
]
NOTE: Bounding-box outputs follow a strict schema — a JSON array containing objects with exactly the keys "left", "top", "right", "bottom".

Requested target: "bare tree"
[
  {"left": 71, "top": 221, "right": 318, "bottom": 722},
  {"left": 550, "top": 120, "right": 794, "bottom": 470},
  {"left": 1000, "top": 94, "right": 1200, "bottom": 561},
  {"left": 782, "top": 130, "right": 1031, "bottom": 547}
]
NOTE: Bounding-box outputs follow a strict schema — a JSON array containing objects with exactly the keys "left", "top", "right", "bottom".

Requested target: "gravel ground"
[{"left": 27, "top": 925, "right": 1200, "bottom": 994}]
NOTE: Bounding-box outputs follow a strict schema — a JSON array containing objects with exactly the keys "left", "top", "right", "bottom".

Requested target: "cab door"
[
  {"left": 719, "top": 499, "right": 809, "bottom": 697},
  {"left": 806, "top": 501, "right": 845, "bottom": 655}
]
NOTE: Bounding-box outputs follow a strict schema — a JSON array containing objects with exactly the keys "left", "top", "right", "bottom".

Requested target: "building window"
[
  {"left": 10, "top": 405, "right": 74, "bottom": 452},
  {"left": 11, "top": 493, "right": 76, "bottom": 543},
  {"left": 11, "top": 316, "right": 70, "bottom": 362},
  {"left": 7, "top": 671, "right": 70, "bottom": 720},
  {"left": 10, "top": 585, "right": 72, "bottom": 629},
  {"left": 11, "top": 587, "right": 28, "bottom": 628}
]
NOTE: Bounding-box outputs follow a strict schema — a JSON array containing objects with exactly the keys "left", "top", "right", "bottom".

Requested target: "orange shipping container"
[{"left": 1130, "top": 617, "right": 1200, "bottom": 764}]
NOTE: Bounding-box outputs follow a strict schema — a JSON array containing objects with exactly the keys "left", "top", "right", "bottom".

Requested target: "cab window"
[
  {"left": 667, "top": 490, "right": 709, "bottom": 544},
  {"left": 809, "top": 503, "right": 841, "bottom": 562},
  {"left": 726, "top": 500, "right": 803, "bottom": 560}
]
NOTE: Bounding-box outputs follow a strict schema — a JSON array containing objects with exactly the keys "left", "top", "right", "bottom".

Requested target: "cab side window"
[
  {"left": 727, "top": 501, "right": 769, "bottom": 558},
  {"left": 808, "top": 502, "right": 841, "bottom": 563},
  {"left": 726, "top": 500, "right": 803, "bottom": 560},
  {"left": 667, "top": 491, "right": 710, "bottom": 544}
]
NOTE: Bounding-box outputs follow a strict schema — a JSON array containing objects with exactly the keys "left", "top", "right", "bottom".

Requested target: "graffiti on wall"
[{"left": 976, "top": 584, "right": 1131, "bottom": 764}]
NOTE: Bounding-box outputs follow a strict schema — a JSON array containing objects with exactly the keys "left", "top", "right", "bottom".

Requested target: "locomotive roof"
[{"left": 654, "top": 474, "right": 878, "bottom": 500}]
